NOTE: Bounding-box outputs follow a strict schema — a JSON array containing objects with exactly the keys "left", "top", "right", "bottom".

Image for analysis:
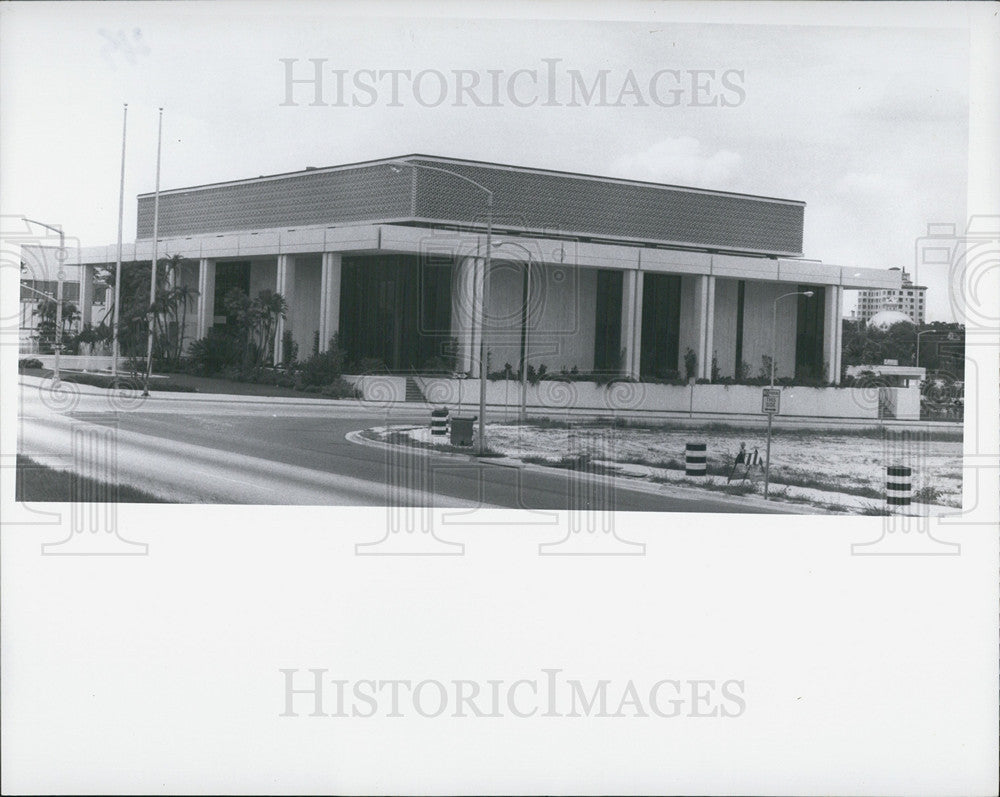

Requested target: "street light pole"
[
  {"left": 764, "top": 290, "right": 814, "bottom": 499},
  {"left": 388, "top": 160, "right": 494, "bottom": 455},
  {"left": 24, "top": 218, "right": 66, "bottom": 384},
  {"left": 915, "top": 328, "right": 932, "bottom": 368},
  {"left": 143, "top": 107, "right": 164, "bottom": 397},
  {"left": 112, "top": 102, "right": 129, "bottom": 381},
  {"left": 480, "top": 196, "right": 492, "bottom": 455},
  {"left": 492, "top": 240, "right": 533, "bottom": 423}
]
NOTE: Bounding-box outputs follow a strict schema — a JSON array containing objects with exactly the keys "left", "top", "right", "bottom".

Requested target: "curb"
[
  {"left": 18, "top": 375, "right": 426, "bottom": 410},
  {"left": 347, "top": 425, "right": 808, "bottom": 514},
  {"left": 19, "top": 377, "right": 961, "bottom": 432}
]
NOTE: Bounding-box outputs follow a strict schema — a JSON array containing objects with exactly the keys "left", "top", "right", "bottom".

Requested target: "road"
[{"left": 17, "top": 378, "right": 787, "bottom": 512}]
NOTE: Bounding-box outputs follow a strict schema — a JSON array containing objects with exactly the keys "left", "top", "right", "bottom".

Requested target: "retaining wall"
[{"left": 415, "top": 378, "right": 880, "bottom": 419}]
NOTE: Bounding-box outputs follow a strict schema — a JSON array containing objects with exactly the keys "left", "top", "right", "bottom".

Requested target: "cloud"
[
  {"left": 834, "top": 171, "right": 907, "bottom": 200},
  {"left": 612, "top": 137, "right": 742, "bottom": 190},
  {"left": 850, "top": 81, "right": 968, "bottom": 126}
]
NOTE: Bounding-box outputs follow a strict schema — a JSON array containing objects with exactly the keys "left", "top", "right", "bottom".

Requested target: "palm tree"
[
  {"left": 171, "top": 282, "right": 199, "bottom": 361},
  {"left": 254, "top": 289, "right": 287, "bottom": 366}
]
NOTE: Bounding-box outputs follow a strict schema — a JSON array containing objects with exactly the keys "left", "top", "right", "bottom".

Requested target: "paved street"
[{"left": 17, "top": 378, "right": 787, "bottom": 512}]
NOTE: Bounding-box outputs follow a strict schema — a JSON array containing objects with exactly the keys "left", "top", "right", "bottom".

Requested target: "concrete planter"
[
  {"left": 415, "top": 377, "right": 880, "bottom": 419},
  {"left": 342, "top": 374, "right": 407, "bottom": 404}
]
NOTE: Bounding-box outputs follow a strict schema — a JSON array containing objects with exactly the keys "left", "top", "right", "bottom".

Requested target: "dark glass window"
[
  {"left": 20, "top": 280, "right": 78, "bottom": 301},
  {"left": 640, "top": 273, "right": 681, "bottom": 378},
  {"left": 795, "top": 284, "right": 825, "bottom": 380},
  {"left": 594, "top": 270, "right": 623, "bottom": 372},
  {"left": 734, "top": 280, "right": 746, "bottom": 377},
  {"left": 340, "top": 255, "right": 452, "bottom": 371},
  {"left": 213, "top": 261, "right": 252, "bottom": 325}
]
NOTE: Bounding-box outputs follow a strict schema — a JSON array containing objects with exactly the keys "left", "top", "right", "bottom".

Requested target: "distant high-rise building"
[{"left": 851, "top": 267, "right": 926, "bottom": 325}]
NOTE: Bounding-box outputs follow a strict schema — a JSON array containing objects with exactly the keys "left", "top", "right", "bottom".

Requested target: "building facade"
[
  {"left": 17, "top": 260, "right": 112, "bottom": 351},
  {"left": 852, "top": 267, "right": 926, "bottom": 325},
  {"left": 22, "top": 154, "right": 901, "bottom": 382}
]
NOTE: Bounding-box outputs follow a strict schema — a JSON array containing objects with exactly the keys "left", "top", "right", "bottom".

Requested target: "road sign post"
[{"left": 762, "top": 388, "right": 781, "bottom": 498}]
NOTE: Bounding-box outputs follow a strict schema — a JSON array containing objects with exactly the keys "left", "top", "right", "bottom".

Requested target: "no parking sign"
[{"left": 761, "top": 387, "right": 781, "bottom": 414}]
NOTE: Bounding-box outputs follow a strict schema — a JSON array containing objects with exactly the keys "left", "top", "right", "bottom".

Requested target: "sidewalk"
[
  {"left": 371, "top": 423, "right": 961, "bottom": 517},
  {"left": 16, "top": 373, "right": 965, "bottom": 432},
  {"left": 18, "top": 374, "right": 365, "bottom": 408}
]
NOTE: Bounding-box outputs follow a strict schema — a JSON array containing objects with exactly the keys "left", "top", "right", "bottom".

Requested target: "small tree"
[
  {"left": 299, "top": 334, "right": 347, "bottom": 386},
  {"left": 759, "top": 355, "right": 775, "bottom": 382},
  {"left": 683, "top": 348, "right": 698, "bottom": 381},
  {"left": 281, "top": 329, "right": 298, "bottom": 369},
  {"left": 34, "top": 298, "right": 80, "bottom": 353},
  {"left": 223, "top": 287, "right": 288, "bottom": 373}
]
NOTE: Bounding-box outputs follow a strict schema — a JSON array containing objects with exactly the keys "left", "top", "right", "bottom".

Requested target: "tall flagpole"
[
  {"left": 111, "top": 103, "right": 128, "bottom": 380},
  {"left": 142, "top": 107, "right": 163, "bottom": 396}
]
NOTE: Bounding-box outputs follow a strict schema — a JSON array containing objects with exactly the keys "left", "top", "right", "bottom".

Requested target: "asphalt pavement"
[{"left": 17, "top": 377, "right": 788, "bottom": 512}]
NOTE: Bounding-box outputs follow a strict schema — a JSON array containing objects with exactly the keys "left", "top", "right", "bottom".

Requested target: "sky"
[{"left": 0, "top": 1, "right": 972, "bottom": 321}]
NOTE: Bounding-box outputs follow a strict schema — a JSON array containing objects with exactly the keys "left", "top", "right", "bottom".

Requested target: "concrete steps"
[{"left": 404, "top": 377, "right": 425, "bottom": 403}]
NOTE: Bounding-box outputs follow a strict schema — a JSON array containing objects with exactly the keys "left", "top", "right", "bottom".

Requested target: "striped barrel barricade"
[
  {"left": 430, "top": 407, "right": 449, "bottom": 436},
  {"left": 685, "top": 442, "right": 707, "bottom": 476},
  {"left": 886, "top": 465, "right": 912, "bottom": 510}
]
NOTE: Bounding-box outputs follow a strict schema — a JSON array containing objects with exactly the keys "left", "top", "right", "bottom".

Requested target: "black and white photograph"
[{"left": 2, "top": 1, "right": 997, "bottom": 794}]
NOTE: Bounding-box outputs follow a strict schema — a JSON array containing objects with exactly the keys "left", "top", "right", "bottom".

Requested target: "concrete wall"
[
  {"left": 712, "top": 278, "right": 740, "bottom": 378},
  {"left": 292, "top": 255, "right": 322, "bottom": 357},
  {"left": 677, "top": 275, "right": 701, "bottom": 374},
  {"left": 343, "top": 374, "right": 407, "bottom": 404},
  {"left": 248, "top": 259, "right": 277, "bottom": 299},
  {"left": 740, "top": 281, "right": 798, "bottom": 380},
  {"left": 415, "top": 377, "right": 880, "bottom": 419},
  {"left": 881, "top": 386, "right": 921, "bottom": 420},
  {"left": 485, "top": 262, "right": 598, "bottom": 374},
  {"left": 484, "top": 257, "right": 525, "bottom": 373}
]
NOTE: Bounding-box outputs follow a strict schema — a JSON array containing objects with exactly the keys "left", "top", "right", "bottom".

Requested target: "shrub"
[
  {"left": 488, "top": 362, "right": 518, "bottom": 381},
  {"left": 526, "top": 363, "right": 548, "bottom": 385},
  {"left": 187, "top": 328, "right": 241, "bottom": 375},
  {"left": 57, "top": 372, "right": 197, "bottom": 392},
  {"left": 320, "top": 377, "right": 361, "bottom": 399},
  {"left": 912, "top": 484, "right": 942, "bottom": 504},
  {"left": 421, "top": 355, "right": 454, "bottom": 374},
  {"left": 355, "top": 356, "right": 387, "bottom": 374},
  {"left": 640, "top": 374, "right": 687, "bottom": 386},
  {"left": 298, "top": 334, "right": 346, "bottom": 386},
  {"left": 18, "top": 357, "right": 43, "bottom": 371},
  {"left": 595, "top": 372, "right": 632, "bottom": 387},
  {"left": 219, "top": 365, "right": 242, "bottom": 382},
  {"left": 683, "top": 348, "right": 697, "bottom": 381},
  {"left": 281, "top": 329, "right": 298, "bottom": 368}
]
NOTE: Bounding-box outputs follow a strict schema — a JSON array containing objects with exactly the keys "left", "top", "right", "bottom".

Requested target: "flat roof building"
[
  {"left": 852, "top": 267, "right": 927, "bottom": 326},
  {"left": 23, "top": 154, "right": 901, "bottom": 383}
]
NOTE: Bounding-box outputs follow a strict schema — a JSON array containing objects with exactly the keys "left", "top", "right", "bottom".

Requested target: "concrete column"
[
  {"left": 703, "top": 275, "right": 716, "bottom": 379},
  {"left": 619, "top": 269, "right": 644, "bottom": 378},
  {"left": 274, "top": 254, "right": 295, "bottom": 364},
  {"left": 318, "top": 252, "right": 342, "bottom": 352},
  {"left": 834, "top": 286, "right": 843, "bottom": 385},
  {"left": 195, "top": 258, "right": 216, "bottom": 340},
  {"left": 681, "top": 274, "right": 714, "bottom": 380},
  {"left": 80, "top": 264, "right": 95, "bottom": 326},
  {"left": 824, "top": 285, "right": 843, "bottom": 383},
  {"left": 451, "top": 256, "right": 482, "bottom": 374}
]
